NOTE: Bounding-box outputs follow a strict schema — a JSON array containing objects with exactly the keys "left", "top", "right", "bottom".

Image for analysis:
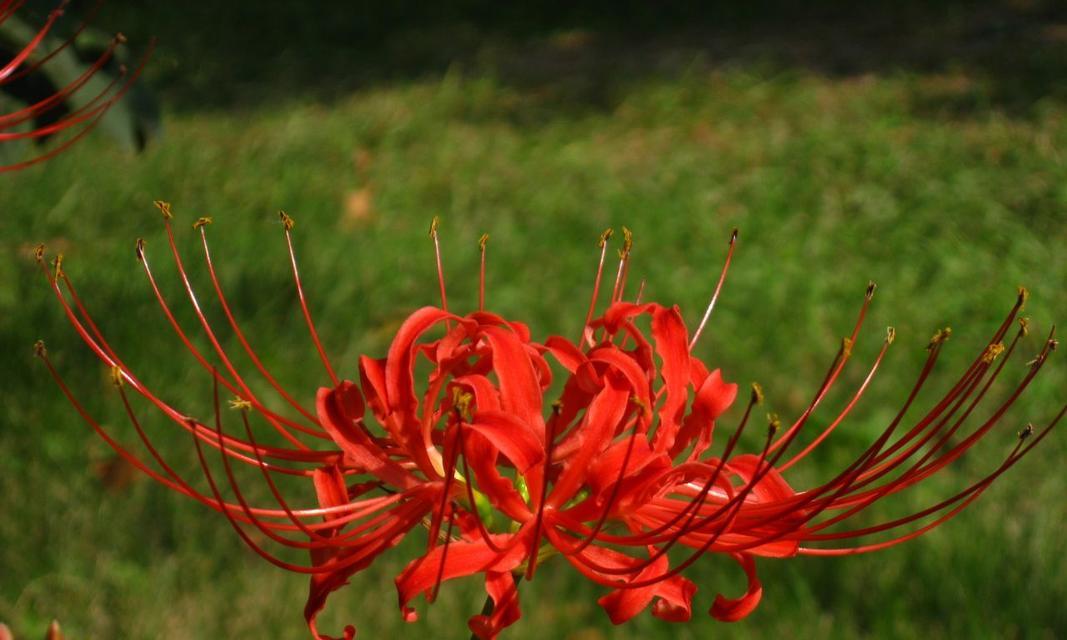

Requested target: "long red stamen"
[
  {"left": 37, "top": 250, "right": 325, "bottom": 471},
  {"left": 198, "top": 224, "right": 327, "bottom": 432},
  {"left": 767, "top": 282, "right": 876, "bottom": 455},
  {"left": 478, "top": 233, "right": 489, "bottom": 312},
  {"left": 579, "top": 228, "right": 613, "bottom": 345},
  {"left": 2, "top": 0, "right": 101, "bottom": 84},
  {"left": 0, "top": 3, "right": 66, "bottom": 82},
  {"left": 688, "top": 228, "right": 738, "bottom": 351},
  {"left": 778, "top": 328, "right": 894, "bottom": 471},
  {"left": 0, "top": 30, "right": 119, "bottom": 129},
  {"left": 0, "top": 38, "right": 155, "bottom": 172},
  {"left": 161, "top": 216, "right": 313, "bottom": 449},
  {"left": 280, "top": 211, "right": 341, "bottom": 386},
  {"left": 610, "top": 226, "right": 634, "bottom": 304},
  {"left": 135, "top": 235, "right": 315, "bottom": 437},
  {"left": 429, "top": 216, "right": 449, "bottom": 315}
]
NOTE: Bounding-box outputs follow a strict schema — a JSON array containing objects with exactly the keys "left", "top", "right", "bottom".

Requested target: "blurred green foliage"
[{"left": 1, "top": 1, "right": 1065, "bottom": 638}]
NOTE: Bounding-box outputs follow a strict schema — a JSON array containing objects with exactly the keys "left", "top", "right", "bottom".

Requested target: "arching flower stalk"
[
  {"left": 35, "top": 203, "right": 1063, "bottom": 639},
  {"left": 0, "top": 0, "right": 153, "bottom": 171}
]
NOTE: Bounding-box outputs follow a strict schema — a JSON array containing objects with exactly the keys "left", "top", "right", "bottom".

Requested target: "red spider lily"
[
  {"left": 35, "top": 204, "right": 1063, "bottom": 639},
  {"left": 0, "top": 0, "right": 153, "bottom": 172}
]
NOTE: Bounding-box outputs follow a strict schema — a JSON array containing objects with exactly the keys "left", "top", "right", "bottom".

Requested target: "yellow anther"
[
  {"left": 192, "top": 217, "right": 213, "bottom": 230},
  {"left": 451, "top": 386, "right": 474, "bottom": 422},
  {"left": 886, "top": 326, "right": 896, "bottom": 345},
  {"left": 153, "top": 200, "right": 173, "bottom": 219},
  {"left": 630, "top": 395, "right": 651, "bottom": 418},
  {"left": 478, "top": 233, "right": 489, "bottom": 250},
  {"left": 33, "top": 244, "right": 45, "bottom": 262},
  {"left": 51, "top": 254, "right": 64, "bottom": 279},
  {"left": 617, "top": 226, "right": 634, "bottom": 259},
  {"left": 750, "top": 382, "right": 764, "bottom": 405},
  {"left": 841, "top": 337, "right": 853, "bottom": 359},
  {"left": 110, "top": 366, "right": 124, "bottom": 388},
  {"left": 229, "top": 397, "right": 253, "bottom": 411},
  {"left": 981, "top": 343, "right": 1005, "bottom": 364},
  {"left": 865, "top": 281, "right": 877, "bottom": 300},
  {"left": 429, "top": 216, "right": 441, "bottom": 238},
  {"left": 598, "top": 228, "right": 614, "bottom": 248},
  {"left": 279, "top": 210, "right": 295, "bottom": 231},
  {"left": 1018, "top": 423, "right": 1034, "bottom": 441},
  {"left": 767, "top": 413, "right": 781, "bottom": 436},
  {"left": 1019, "top": 317, "right": 1030, "bottom": 337},
  {"left": 33, "top": 340, "right": 47, "bottom": 358},
  {"left": 927, "top": 327, "right": 952, "bottom": 350}
]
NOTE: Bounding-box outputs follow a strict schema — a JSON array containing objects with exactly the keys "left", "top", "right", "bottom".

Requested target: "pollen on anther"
[
  {"left": 279, "top": 211, "right": 295, "bottom": 231},
  {"left": 886, "top": 326, "right": 896, "bottom": 344},
  {"left": 620, "top": 227, "right": 634, "bottom": 257},
  {"left": 228, "top": 397, "right": 253, "bottom": 412},
  {"left": 451, "top": 387, "right": 474, "bottom": 422},
  {"left": 192, "top": 217, "right": 213, "bottom": 230},
  {"left": 153, "top": 201, "right": 173, "bottom": 219},
  {"left": 865, "top": 281, "right": 877, "bottom": 299},
  {"left": 478, "top": 233, "right": 489, "bottom": 250},
  {"left": 751, "top": 382, "right": 764, "bottom": 405},
  {"left": 927, "top": 327, "right": 952, "bottom": 350},
  {"left": 767, "top": 413, "right": 781, "bottom": 435},
  {"left": 429, "top": 216, "right": 441, "bottom": 238},
  {"left": 33, "top": 340, "right": 47, "bottom": 358},
  {"left": 982, "top": 343, "right": 1006, "bottom": 364},
  {"left": 110, "top": 366, "right": 124, "bottom": 388},
  {"left": 33, "top": 244, "right": 45, "bottom": 262},
  {"left": 598, "top": 228, "right": 614, "bottom": 248},
  {"left": 841, "top": 337, "right": 854, "bottom": 358}
]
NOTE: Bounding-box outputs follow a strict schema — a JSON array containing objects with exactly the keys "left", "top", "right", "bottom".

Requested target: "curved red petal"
[
  {"left": 316, "top": 384, "right": 417, "bottom": 489},
  {"left": 468, "top": 409, "right": 545, "bottom": 473},
  {"left": 710, "top": 553, "right": 763, "bottom": 622}
]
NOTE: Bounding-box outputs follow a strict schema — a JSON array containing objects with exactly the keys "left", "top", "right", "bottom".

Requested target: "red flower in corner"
[
  {"left": 1, "top": 0, "right": 152, "bottom": 171},
  {"left": 36, "top": 205, "right": 1063, "bottom": 639}
]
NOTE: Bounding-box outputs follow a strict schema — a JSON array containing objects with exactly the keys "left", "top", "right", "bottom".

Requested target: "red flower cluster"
[
  {"left": 36, "top": 204, "right": 1063, "bottom": 639},
  {"left": 1, "top": 0, "right": 151, "bottom": 172}
]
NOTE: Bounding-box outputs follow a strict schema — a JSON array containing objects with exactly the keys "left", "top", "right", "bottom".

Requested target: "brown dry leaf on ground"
[
  {"left": 93, "top": 454, "right": 140, "bottom": 492},
  {"left": 341, "top": 186, "right": 375, "bottom": 228}
]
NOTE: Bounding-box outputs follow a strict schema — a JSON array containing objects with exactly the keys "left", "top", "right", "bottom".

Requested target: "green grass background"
[{"left": 1, "top": 2, "right": 1065, "bottom": 638}]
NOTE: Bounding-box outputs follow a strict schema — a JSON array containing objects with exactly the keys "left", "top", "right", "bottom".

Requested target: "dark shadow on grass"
[{"left": 70, "top": 0, "right": 1067, "bottom": 119}]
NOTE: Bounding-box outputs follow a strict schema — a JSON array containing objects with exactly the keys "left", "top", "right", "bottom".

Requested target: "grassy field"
[{"left": 2, "top": 3, "right": 1066, "bottom": 638}]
